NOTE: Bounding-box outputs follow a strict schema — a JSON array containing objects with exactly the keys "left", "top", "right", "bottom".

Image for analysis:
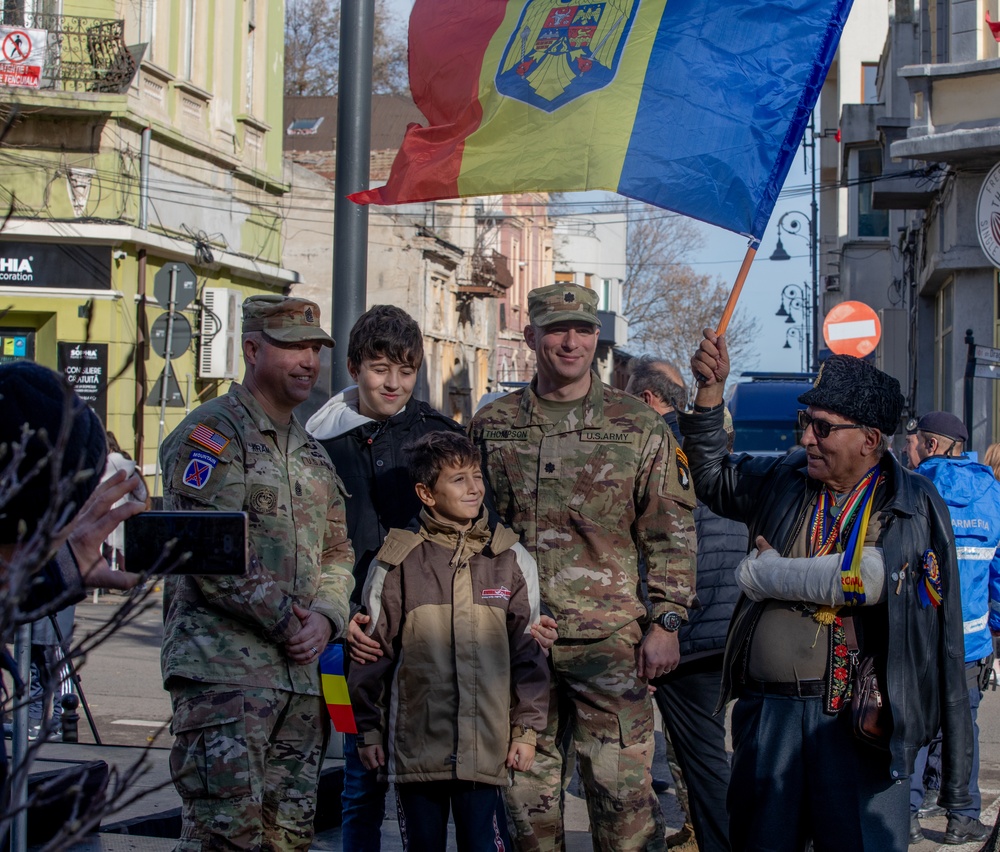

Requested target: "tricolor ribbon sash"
[{"left": 320, "top": 644, "right": 357, "bottom": 734}]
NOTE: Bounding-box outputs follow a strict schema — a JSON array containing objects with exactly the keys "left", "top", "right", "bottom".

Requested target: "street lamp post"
[
  {"left": 769, "top": 115, "right": 820, "bottom": 372},
  {"left": 770, "top": 210, "right": 819, "bottom": 371},
  {"left": 776, "top": 285, "right": 811, "bottom": 373}
]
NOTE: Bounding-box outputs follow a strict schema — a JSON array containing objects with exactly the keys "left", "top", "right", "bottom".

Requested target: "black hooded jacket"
[{"left": 307, "top": 390, "right": 461, "bottom": 606}]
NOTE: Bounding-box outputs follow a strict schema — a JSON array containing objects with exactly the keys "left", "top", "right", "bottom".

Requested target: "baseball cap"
[
  {"left": 242, "top": 295, "right": 335, "bottom": 347},
  {"left": 916, "top": 411, "right": 968, "bottom": 443},
  {"left": 527, "top": 284, "right": 602, "bottom": 328}
]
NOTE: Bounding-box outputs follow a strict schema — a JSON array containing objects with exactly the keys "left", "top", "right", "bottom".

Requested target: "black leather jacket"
[{"left": 679, "top": 407, "right": 972, "bottom": 809}]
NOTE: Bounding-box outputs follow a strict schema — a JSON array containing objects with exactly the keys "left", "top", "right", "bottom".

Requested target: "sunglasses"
[{"left": 797, "top": 410, "right": 866, "bottom": 440}]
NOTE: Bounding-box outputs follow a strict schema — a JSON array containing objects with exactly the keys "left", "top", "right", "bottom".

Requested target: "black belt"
[{"left": 741, "top": 677, "right": 825, "bottom": 697}]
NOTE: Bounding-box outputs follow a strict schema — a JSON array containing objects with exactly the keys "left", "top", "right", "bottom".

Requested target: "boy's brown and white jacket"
[{"left": 349, "top": 508, "right": 550, "bottom": 786}]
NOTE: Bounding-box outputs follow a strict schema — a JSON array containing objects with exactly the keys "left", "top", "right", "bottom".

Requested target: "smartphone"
[{"left": 124, "top": 511, "right": 248, "bottom": 576}]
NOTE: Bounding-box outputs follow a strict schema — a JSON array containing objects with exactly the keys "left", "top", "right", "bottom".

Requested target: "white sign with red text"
[{"left": 0, "top": 27, "right": 46, "bottom": 89}]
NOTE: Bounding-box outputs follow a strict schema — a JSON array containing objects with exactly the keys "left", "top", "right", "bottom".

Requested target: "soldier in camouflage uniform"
[
  {"left": 469, "top": 284, "right": 697, "bottom": 852},
  {"left": 160, "top": 295, "right": 354, "bottom": 851}
]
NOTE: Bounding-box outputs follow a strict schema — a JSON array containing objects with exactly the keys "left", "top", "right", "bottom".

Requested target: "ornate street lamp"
[
  {"left": 769, "top": 115, "right": 820, "bottom": 372},
  {"left": 783, "top": 327, "right": 806, "bottom": 372},
  {"left": 770, "top": 210, "right": 818, "bottom": 371},
  {"left": 775, "top": 285, "right": 810, "bottom": 372}
]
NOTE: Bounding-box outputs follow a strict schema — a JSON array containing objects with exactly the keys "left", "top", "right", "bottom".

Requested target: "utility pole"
[{"left": 331, "top": 0, "right": 374, "bottom": 393}]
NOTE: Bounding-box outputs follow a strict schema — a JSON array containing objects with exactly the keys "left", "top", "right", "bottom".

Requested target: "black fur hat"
[
  {"left": 0, "top": 362, "right": 107, "bottom": 544},
  {"left": 797, "top": 355, "right": 904, "bottom": 434}
]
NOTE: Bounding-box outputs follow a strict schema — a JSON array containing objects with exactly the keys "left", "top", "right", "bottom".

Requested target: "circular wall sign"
[{"left": 976, "top": 161, "right": 1000, "bottom": 270}]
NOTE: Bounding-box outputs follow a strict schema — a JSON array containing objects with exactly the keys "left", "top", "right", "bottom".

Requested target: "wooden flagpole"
[{"left": 715, "top": 244, "right": 757, "bottom": 336}]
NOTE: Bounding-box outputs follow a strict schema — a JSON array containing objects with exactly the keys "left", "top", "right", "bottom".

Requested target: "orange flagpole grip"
[{"left": 715, "top": 244, "right": 757, "bottom": 336}]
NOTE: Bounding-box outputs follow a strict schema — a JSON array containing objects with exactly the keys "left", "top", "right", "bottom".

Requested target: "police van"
[{"left": 727, "top": 372, "right": 817, "bottom": 456}]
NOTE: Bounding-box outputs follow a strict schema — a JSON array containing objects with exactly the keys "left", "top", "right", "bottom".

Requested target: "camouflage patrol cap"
[
  {"left": 242, "top": 295, "right": 335, "bottom": 347},
  {"left": 528, "top": 284, "right": 602, "bottom": 328}
]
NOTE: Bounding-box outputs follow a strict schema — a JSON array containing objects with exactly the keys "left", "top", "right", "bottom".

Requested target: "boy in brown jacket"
[{"left": 350, "top": 431, "right": 549, "bottom": 851}]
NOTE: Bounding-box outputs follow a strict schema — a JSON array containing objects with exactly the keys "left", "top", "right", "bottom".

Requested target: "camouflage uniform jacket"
[
  {"left": 159, "top": 383, "right": 354, "bottom": 696},
  {"left": 469, "top": 375, "right": 696, "bottom": 640},
  {"left": 351, "top": 509, "right": 549, "bottom": 785}
]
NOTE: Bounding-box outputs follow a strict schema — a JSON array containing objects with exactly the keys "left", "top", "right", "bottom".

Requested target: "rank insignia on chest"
[
  {"left": 676, "top": 448, "right": 691, "bottom": 491},
  {"left": 189, "top": 423, "right": 230, "bottom": 456},
  {"left": 918, "top": 549, "right": 943, "bottom": 608}
]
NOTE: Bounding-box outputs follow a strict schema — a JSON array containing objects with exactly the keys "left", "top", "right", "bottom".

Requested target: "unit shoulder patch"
[{"left": 171, "top": 448, "right": 229, "bottom": 503}]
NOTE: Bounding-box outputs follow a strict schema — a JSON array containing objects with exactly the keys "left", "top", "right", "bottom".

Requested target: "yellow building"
[{"left": 0, "top": 0, "right": 294, "bottom": 485}]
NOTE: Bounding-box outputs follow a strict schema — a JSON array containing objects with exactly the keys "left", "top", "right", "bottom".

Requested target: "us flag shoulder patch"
[{"left": 189, "top": 423, "right": 230, "bottom": 456}]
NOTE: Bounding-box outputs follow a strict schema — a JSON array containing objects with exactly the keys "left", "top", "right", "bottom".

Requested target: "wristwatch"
[
  {"left": 656, "top": 612, "right": 683, "bottom": 632},
  {"left": 511, "top": 724, "right": 534, "bottom": 738}
]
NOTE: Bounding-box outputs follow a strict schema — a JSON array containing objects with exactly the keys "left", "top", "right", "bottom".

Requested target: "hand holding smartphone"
[{"left": 124, "top": 511, "right": 248, "bottom": 576}]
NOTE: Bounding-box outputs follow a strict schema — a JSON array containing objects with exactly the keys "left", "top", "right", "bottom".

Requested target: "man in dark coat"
[
  {"left": 627, "top": 356, "right": 744, "bottom": 852},
  {"left": 682, "top": 331, "right": 972, "bottom": 852}
]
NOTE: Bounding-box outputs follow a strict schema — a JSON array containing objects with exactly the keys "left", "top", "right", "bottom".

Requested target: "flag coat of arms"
[{"left": 352, "top": 0, "right": 853, "bottom": 242}]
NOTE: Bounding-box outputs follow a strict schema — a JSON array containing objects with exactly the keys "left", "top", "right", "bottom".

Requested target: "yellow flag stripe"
[{"left": 322, "top": 673, "right": 351, "bottom": 706}]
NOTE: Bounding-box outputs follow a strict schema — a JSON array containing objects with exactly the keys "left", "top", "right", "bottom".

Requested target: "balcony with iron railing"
[
  {"left": 0, "top": 11, "right": 140, "bottom": 94},
  {"left": 460, "top": 249, "right": 514, "bottom": 297}
]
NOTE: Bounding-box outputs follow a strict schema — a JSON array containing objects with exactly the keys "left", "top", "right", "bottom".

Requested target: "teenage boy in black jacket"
[{"left": 306, "top": 305, "right": 461, "bottom": 850}]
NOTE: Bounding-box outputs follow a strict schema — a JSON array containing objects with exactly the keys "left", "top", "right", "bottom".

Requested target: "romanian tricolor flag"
[
  {"left": 320, "top": 644, "right": 357, "bottom": 734},
  {"left": 351, "top": 0, "right": 853, "bottom": 242}
]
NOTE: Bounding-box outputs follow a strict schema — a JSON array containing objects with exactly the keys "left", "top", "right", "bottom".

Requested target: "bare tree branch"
[
  {"left": 284, "top": 0, "right": 408, "bottom": 97},
  {"left": 623, "top": 204, "right": 760, "bottom": 372}
]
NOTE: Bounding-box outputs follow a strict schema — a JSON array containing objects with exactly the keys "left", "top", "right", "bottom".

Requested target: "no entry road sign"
[{"left": 823, "top": 301, "right": 881, "bottom": 358}]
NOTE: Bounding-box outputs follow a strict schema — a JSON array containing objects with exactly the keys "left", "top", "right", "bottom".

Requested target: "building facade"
[
  {"left": 830, "top": 0, "right": 1000, "bottom": 448},
  {"left": 0, "top": 0, "right": 294, "bottom": 480}
]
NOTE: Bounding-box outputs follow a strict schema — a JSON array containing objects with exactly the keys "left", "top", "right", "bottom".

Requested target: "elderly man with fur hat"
[
  {"left": 681, "top": 330, "right": 972, "bottom": 852},
  {"left": 159, "top": 295, "right": 354, "bottom": 851}
]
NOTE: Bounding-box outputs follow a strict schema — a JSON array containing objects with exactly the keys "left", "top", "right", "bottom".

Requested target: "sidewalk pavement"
[
  {"left": 14, "top": 593, "right": 1000, "bottom": 850},
  {"left": 17, "top": 733, "right": 1000, "bottom": 851},
  {"left": 18, "top": 732, "right": 683, "bottom": 852}
]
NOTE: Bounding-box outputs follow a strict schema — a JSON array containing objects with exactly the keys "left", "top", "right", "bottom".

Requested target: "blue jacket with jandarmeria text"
[{"left": 916, "top": 454, "right": 1000, "bottom": 663}]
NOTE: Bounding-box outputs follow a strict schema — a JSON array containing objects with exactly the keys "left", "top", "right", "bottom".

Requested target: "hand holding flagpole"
[{"left": 691, "top": 327, "right": 730, "bottom": 410}]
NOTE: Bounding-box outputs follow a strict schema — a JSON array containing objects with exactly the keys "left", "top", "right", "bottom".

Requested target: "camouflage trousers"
[
  {"left": 505, "top": 620, "right": 667, "bottom": 852},
  {"left": 167, "top": 680, "right": 329, "bottom": 851}
]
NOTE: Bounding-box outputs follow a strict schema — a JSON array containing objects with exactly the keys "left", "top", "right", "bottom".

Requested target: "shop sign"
[
  {"left": 58, "top": 341, "right": 108, "bottom": 423},
  {"left": 0, "top": 242, "right": 111, "bottom": 289}
]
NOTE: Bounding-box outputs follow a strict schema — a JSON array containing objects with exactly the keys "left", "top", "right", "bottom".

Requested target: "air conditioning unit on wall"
[{"left": 199, "top": 287, "right": 241, "bottom": 379}]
